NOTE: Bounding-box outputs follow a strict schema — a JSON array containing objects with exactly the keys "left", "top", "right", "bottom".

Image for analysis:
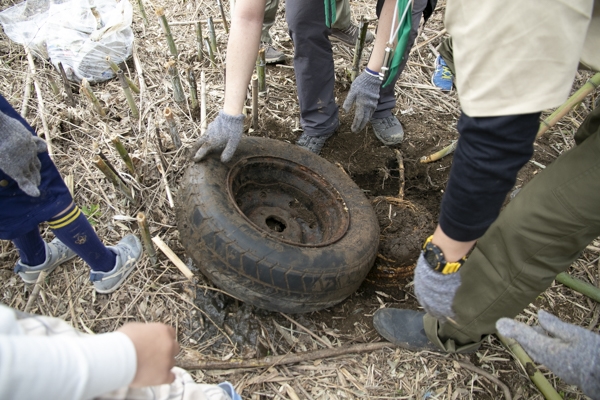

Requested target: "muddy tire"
[{"left": 176, "top": 137, "right": 379, "bottom": 313}]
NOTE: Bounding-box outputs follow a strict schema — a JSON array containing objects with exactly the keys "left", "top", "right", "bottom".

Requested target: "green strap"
[
  {"left": 324, "top": 0, "right": 337, "bottom": 28},
  {"left": 383, "top": 0, "right": 412, "bottom": 88}
]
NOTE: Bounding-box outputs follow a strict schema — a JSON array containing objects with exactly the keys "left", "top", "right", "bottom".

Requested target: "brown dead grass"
[{"left": 0, "top": 0, "right": 598, "bottom": 398}]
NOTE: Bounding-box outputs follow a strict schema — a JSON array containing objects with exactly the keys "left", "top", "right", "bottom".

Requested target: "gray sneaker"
[
  {"left": 90, "top": 234, "right": 142, "bottom": 294},
  {"left": 296, "top": 131, "right": 335, "bottom": 155},
  {"left": 330, "top": 23, "right": 375, "bottom": 47},
  {"left": 262, "top": 43, "right": 286, "bottom": 64},
  {"left": 14, "top": 238, "right": 77, "bottom": 284},
  {"left": 370, "top": 115, "right": 404, "bottom": 145}
]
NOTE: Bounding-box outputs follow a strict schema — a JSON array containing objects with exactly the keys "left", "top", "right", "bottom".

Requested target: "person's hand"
[
  {"left": 117, "top": 322, "right": 180, "bottom": 388},
  {"left": 342, "top": 71, "right": 382, "bottom": 132},
  {"left": 497, "top": 310, "right": 600, "bottom": 398},
  {"left": 0, "top": 112, "right": 47, "bottom": 197},
  {"left": 191, "top": 110, "right": 245, "bottom": 163},
  {"left": 413, "top": 253, "right": 461, "bottom": 322}
]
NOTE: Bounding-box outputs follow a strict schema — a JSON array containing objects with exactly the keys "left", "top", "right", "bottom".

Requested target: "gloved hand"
[
  {"left": 497, "top": 310, "right": 600, "bottom": 398},
  {"left": 0, "top": 112, "right": 47, "bottom": 197},
  {"left": 191, "top": 110, "right": 245, "bottom": 163},
  {"left": 413, "top": 253, "right": 461, "bottom": 322},
  {"left": 342, "top": 71, "right": 381, "bottom": 133}
]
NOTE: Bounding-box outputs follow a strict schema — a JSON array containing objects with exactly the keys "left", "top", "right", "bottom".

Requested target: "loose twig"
[
  {"left": 394, "top": 149, "right": 405, "bottom": 200},
  {"left": 24, "top": 270, "right": 48, "bottom": 313},
  {"left": 178, "top": 342, "right": 391, "bottom": 370},
  {"left": 152, "top": 236, "right": 194, "bottom": 280},
  {"left": 457, "top": 360, "right": 512, "bottom": 400},
  {"left": 153, "top": 152, "right": 174, "bottom": 208}
]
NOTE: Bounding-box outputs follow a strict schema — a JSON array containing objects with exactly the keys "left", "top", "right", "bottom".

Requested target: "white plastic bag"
[{"left": 0, "top": 0, "right": 134, "bottom": 83}]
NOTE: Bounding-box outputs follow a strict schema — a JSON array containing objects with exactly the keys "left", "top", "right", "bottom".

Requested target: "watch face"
[{"left": 424, "top": 243, "right": 443, "bottom": 269}]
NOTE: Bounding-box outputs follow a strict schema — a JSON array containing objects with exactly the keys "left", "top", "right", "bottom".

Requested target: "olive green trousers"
[{"left": 424, "top": 104, "right": 600, "bottom": 352}]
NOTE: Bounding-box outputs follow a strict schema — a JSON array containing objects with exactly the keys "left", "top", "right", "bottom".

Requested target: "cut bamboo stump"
[
  {"left": 137, "top": 212, "right": 157, "bottom": 266},
  {"left": 156, "top": 7, "right": 178, "bottom": 58},
  {"left": 164, "top": 107, "right": 182, "bottom": 149},
  {"left": 92, "top": 155, "right": 134, "bottom": 202}
]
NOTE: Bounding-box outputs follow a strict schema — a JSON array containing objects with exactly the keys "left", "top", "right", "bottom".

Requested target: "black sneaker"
[
  {"left": 330, "top": 23, "right": 375, "bottom": 47},
  {"left": 262, "top": 43, "right": 286, "bottom": 64},
  {"left": 373, "top": 309, "right": 441, "bottom": 352}
]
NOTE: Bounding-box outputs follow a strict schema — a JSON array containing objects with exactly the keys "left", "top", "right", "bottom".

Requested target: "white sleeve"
[{"left": 0, "top": 306, "right": 137, "bottom": 400}]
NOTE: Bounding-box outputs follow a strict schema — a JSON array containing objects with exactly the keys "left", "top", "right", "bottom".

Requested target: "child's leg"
[
  {"left": 48, "top": 203, "right": 116, "bottom": 272},
  {"left": 12, "top": 228, "right": 46, "bottom": 266}
]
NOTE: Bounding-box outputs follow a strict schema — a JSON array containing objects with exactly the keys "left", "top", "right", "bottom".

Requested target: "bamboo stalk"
[
  {"left": 420, "top": 140, "right": 457, "bottom": 163},
  {"left": 137, "top": 212, "right": 157, "bottom": 266},
  {"left": 136, "top": 0, "right": 148, "bottom": 26},
  {"left": 252, "top": 75, "right": 259, "bottom": 130},
  {"left": 111, "top": 135, "right": 136, "bottom": 176},
  {"left": 80, "top": 78, "right": 106, "bottom": 117},
  {"left": 93, "top": 142, "right": 126, "bottom": 186},
  {"left": 152, "top": 236, "right": 194, "bottom": 280},
  {"left": 93, "top": 155, "right": 134, "bottom": 202},
  {"left": 156, "top": 7, "right": 178, "bottom": 58},
  {"left": 537, "top": 72, "right": 600, "bottom": 138},
  {"left": 48, "top": 76, "right": 60, "bottom": 97},
  {"left": 200, "top": 71, "right": 207, "bottom": 135},
  {"left": 556, "top": 272, "right": 600, "bottom": 303},
  {"left": 207, "top": 17, "right": 217, "bottom": 56},
  {"left": 154, "top": 152, "right": 174, "bottom": 208},
  {"left": 25, "top": 47, "right": 52, "bottom": 156},
  {"left": 56, "top": 61, "right": 76, "bottom": 107},
  {"left": 195, "top": 22, "right": 204, "bottom": 62},
  {"left": 165, "top": 59, "right": 186, "bottom": 104},
  {"left": 187, "top": 67, "right": 199, "bottom": 113},
  {"left": 351, "top": 17, "right": 369, "bottom": 82},
  {"left": 256, "top": 48, "right": 266, "bottom": 92},
  {"left": 497, "top": 334, "right": 562, "bottom": 400},
  {"left": 107, "top": 56, "right": 140, "bottom": 94},
  {"left": 163, "top": 107, "right": 182, "bottom": 148},
  {"left": 117, "top": 70, "right": 139, "bottom": 119},
  {"left": 204, "top": 37, "right": 216, "bottom": 65},
  {"left": 21, "top": 71, "right": 32, "bottom": 116},
  {"left": 216, "top": 0, "right": 229, "bottom": 33}
]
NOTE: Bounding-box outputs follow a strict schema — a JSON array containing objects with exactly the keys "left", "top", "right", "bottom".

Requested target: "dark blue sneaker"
[{"left": 431, "top": 55, "right": 453, "bottom": 92}]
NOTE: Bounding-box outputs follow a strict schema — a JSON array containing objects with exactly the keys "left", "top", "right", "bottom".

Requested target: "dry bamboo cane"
[
  {"left": 117, "top": 70, "right": 139, "bottom": 119},
  {"left": 256, "top": 48, "right": 266, "bottom": 92},
  {"left": 154, "top": 152, "right": 174, "bottom": 208},
  {"left": 351, "top": 17, "right": 369, "bottom": 82},
  {"left": 156, "top": 7, "right": 178, "bottom": 58},
  {"left": 25, "top": 47, "right": 52, "bottom": 156},
  {"left": 252, "top": 75, "right": 259, "bottom": 130},
  {"left": 137, "top": 0, "right": 148, "bottom": 26},
  {"left": 21, "top": 71, "right": 32, "bottom": 117},
  {"left": 216, "top": 0, "right": 229, "bottom": 33},
  {"left": 48, "top": 76, "right": 60, "bottom": 97},
  {"left": 165, "top": 59, "right": 186, "bottom": 104},
  {"left": 421, "top": 73, "right": 600, "bottom": 163},
  {"left": 163, "top": 107, "right": 182, "bottom": 148},
  {"left": 187, "top": 68, "right": 199, "bottom": 113},
  {"left": 80, "top": 78, "right": 106, "bottom": 117},
  {"left": 195, "top": 22, "right": 204, "bottom": 62},
  {"left": 56, "top": 62, "right": 76, "bottom": 106},
  {"left": 207, "top": 17, "right": 218, "bottom": 56},
  {"left": 497, "top": 334, "right": 562, "bottom": 400},
  {"left": 137, "top": 212, "right": 157, "bottom": 266},
  {"left": 24, "top": 270, "right": 48, "bottom": 313},
  {"left": 200, "top": 71, "right": 207, "bottom": 135},
  {"left": 107, "top": 56, "right": 140, "bottom": 93},
  {"left": 556, "top": 271, "right": 600, "bottom": 303},
  {"left": 111, "top": 135, "right": 136, "bottom": 176},
  {"left": 204, "top": 37, "right": 216, "bottom": 65},
  {"left": 537, "top": 72, "right": 600, "bottom": 138},
  {"left": 92, "top": 155, "right": 134, "bottom": 202}
]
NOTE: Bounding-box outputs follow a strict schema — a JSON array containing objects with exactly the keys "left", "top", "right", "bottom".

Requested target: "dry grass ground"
[{"left": 0, "top": 0, "right": 598, "bottom": 398}]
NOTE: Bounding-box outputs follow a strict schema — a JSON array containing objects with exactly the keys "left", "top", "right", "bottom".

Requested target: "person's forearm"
[
  {"left": 367, "top": 0, "right": 396, "bottom": 72},
  {"left": 223, "top": 0, "right": 266, "bottom": 115}
]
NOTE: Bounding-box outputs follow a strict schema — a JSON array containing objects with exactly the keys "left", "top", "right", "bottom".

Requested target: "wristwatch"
[{"left": 422, "top": 235, "right": 466, "bottom": 275}]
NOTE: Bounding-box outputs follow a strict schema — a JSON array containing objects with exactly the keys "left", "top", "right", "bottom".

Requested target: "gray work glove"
[
  {"left": 497, "top": 310, "right": 600, "bottom": 399},
  {"left": 0, "top": 112, "right": 47, "bottom": 197},
  {"left": 191, "top": 110, "right": 245, "bottom": 163},
  {"left": 413, "top": 253, "right": 461, "bottom": 322},
  {"left": 342, "top": 71, "right": 381, "bottom": 133}
]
